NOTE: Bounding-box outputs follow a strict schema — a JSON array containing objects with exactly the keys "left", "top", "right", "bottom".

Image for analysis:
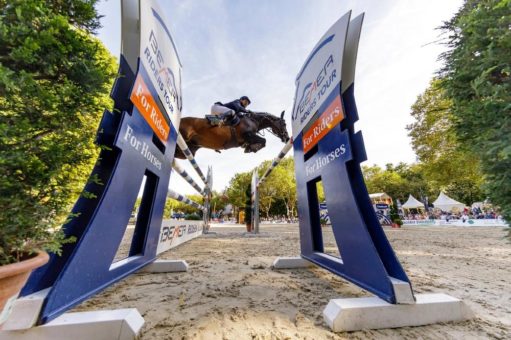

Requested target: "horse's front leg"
[{"left": 242, "top": 132, "right": 266, "bottom": 153}]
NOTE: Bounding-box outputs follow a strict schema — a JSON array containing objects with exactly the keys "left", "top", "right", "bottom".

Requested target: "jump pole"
[
  {"left": 167, "top": 189, "right": 207, "bottom": 211},
  {"left": 172, "top": 160, "right": 206, "bottom": 195},
  {"left": 173, "top": 132, "right": 213, "bottom": 233}
]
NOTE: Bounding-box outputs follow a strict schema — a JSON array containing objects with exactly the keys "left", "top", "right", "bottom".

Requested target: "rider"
[{"left": 210, "top": 96, "right": 252, "bottom": 126}]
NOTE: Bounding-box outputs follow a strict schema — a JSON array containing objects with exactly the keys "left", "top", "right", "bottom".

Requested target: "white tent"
[
  {"left": 433, "top": 192, "right": 465, "bottom": 212},
  {"left": 402, "top": 194, "right": 424, "bottom": 209}
]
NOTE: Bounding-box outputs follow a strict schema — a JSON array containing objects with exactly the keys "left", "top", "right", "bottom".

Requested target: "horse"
[{"left": 175, "top": 111, "right": 289, "bottom": 159}]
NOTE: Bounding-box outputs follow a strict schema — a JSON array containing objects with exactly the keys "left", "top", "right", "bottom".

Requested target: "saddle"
[
  {"left": 205, "top": 115, "right": 222, "bottom": 126},
  {"left": 204, "top": 114, "right": 259, "bottom": 152},
  {"left": 205, "top": 114, "right": 241, "bottom": 127}
]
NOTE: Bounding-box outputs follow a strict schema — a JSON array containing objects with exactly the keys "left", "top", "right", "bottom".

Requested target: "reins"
[{"left": 249, "top": 113, "right": 283, "bottom": 139}]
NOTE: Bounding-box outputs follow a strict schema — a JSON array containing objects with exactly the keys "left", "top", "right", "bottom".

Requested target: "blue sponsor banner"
[
  {"left": 376, "top": 203, "right": 389, "bottom": 209},
  {"left": 21, "top": 1, "right": 184, "bottom": 323},
  {"left": 292, "top": 11, "right": 412, "bottom": 304},
  {"left": 22, "top": 55, "right": 178, "bottom": 323},
  {"left": 291, "top": 13, "right": 351, "bottom": 137}
]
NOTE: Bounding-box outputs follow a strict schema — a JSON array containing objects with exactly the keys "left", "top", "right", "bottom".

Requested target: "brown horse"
[{"left": 175, "top": 111, "right": 289, "bottom": 159}]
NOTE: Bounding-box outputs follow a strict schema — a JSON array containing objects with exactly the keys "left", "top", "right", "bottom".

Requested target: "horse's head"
[
  {"left": 263, "top": 110, "right": 290, "bottom": 143},
  {"left": 246, "top": 110, "right": 290, "bottom": 143},
  {"left": 275, "top": 111, "right": 290, "bottom": 143}
]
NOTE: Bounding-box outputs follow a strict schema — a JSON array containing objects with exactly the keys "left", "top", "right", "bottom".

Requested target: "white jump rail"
[
  {"left": 258, "top": 139, "right": 293, "bottom": 186},
  {"left": 172, "top": 160, "right": 206, "bottom": 195},
  {"left": 176, "top": 134, "right": 208, "bottom": 185},
  {"left": 167, "top": 189, "right": 206, "bottom": 211},
  {"left": 171, "top": 133, "right": 213, "bottom": 233}
]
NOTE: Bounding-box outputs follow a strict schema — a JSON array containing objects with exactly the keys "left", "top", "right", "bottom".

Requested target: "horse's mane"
[{"left": 245, "top": 112, "right": 281, "bottom": 122}]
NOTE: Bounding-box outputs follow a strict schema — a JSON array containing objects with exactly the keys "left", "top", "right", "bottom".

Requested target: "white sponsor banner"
[
  {"left": 140, "top": 0, "right": 182, "bottom": 129},
  {"left": 442, "top": 219, "right": 508, "bottom": 227},
  {"left": 156, "top": 220, "right": 203, "bottom": 255},
  {"left": 403, "top": 219, "right": 508, "bottom": 227},
  {"left": 402, "top": 220, "right": 436, "bottom": 226},
  {"left": 291, "top": 12, "right": 351, "bottom": 137}
]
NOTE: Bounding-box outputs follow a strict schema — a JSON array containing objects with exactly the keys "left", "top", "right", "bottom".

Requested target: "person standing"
[{"left": 244, "top": 183, "right": 252, "bottom": 232}]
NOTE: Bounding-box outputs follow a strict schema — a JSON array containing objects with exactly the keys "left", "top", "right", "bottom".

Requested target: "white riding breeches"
[{"left": 211, "top": 104, "right": 233, "bottom": 116}]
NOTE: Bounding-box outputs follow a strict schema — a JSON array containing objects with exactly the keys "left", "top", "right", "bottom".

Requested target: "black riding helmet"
[{"left": 240, "top": 96, "right": 251, "bottom": 104}]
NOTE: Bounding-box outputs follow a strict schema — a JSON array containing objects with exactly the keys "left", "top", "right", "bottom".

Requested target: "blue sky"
[{"left": 96, "top": 0, "right": 463, "bottom": 195}]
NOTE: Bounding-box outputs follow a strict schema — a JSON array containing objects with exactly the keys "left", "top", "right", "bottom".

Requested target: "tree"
[
  {"left": 0, "top": 0, "right": 117, "bottom": 263},
  {"left": 440, "top": 0, "right": 511, "bottom": 220},
  {"left": 389, "top": 163, "right": 432, "bottom": 204},
  {"left": 163, "top": 198, "right": 180, "bottom": 218},
  {"left": 223, "top": 156, "right": 299, "bottom": 220},
  {"left": 256, "top": 157, "right": 297, "bottom": 218},
  {"left": 362, "top": 164, "right": 410, "bottom": 202},
  {"left": 224, "top": 171, "right": 252, "bottom": 211},
  {"left": 362, "top": 163, "right": 436, "bottom": 206},
  {"left": 209, "top": 191, "right": 228, "bottom": 217},
  {"left": 407, "top": 78, "right": 484, "bottom": 204},
  {"left": 277, "top": 158, "right": 298, "bottom": 218},
  {"left": 258, "top": 161, "right": 278, "bottom": 218}
]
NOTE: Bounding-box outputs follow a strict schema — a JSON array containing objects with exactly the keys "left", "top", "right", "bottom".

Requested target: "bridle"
[{"left": 248, "top": 113, "right": 288, "bottom": 141}]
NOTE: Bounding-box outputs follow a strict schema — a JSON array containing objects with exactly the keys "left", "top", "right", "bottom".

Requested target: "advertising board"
[
  {"left": 291, "top": 13, "right": 350, "bottom": 138},
  {"left": 156, "top": 220, "right": 204, "bottom": 255}
]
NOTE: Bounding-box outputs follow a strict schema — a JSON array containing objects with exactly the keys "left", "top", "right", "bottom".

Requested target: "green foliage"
[
  {"left": 407, "top": 79, "right": 485, "bottom": 204},
  {"left": 209, "top": 191, "right": 227, "bottom": 217},
  {"left": 225, "top": 171, "right": 252, "bottom": 211},
  {"left": 163, "top": 197, "right": 180, "bottom": 218},
  {"left": 223, "top": 157, "right": 297, "bottom": 219},
  {"left": 184, "top": 213, "right": 202, "bottom": 221},
  {"left": 134, "top": 193, "right": 205, "bottom": 220},
  {"left": 0, "top": 0, "right": 117, "bottom": 264},
  {"left": 257, "top": 157, "right": 297, "bottom": 218},
  {"left": 440, "top": 0, "right": 511, "bottom": 220},
  {"left": 166, "top": 194, "right": 205, "bottom": 216},
  {"left": 362, "top": 163, "right": 431, "bottom": 203}
]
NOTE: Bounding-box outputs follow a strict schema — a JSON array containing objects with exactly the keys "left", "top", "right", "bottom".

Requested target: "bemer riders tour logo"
[
  {"left": 293, "top": 54, "right": 337, "bottom": 125},
  {"left": 144, "top": 30, "right": 181, "bottom": 118}
]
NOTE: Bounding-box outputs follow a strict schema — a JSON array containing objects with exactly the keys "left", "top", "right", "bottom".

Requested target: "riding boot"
[{"left": 219, "top": 110, "right": 235, "bottom": 126}]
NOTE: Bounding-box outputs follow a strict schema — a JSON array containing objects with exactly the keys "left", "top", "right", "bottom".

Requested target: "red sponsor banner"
[
  {"left": 302, "top": 95, "right": 344, "bottom": 153},
  {"left": 130, "top": 75, "right": 170, "bottom": 142}
]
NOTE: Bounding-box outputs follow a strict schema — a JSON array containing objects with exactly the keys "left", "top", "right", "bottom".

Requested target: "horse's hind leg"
[
  {"left": 174, "top": 134, "right": 199, "bottom": 159},
  {"left": 183, "top": 137, "right": 202, "bottom": 157},
  {"left": 174, "top": 148, "right": 185, "bottom": 159}
]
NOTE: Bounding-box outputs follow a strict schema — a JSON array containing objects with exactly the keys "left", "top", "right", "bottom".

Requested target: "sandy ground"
[{"left": 75, "top": 224, "right": 511, "bottom": 339}]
